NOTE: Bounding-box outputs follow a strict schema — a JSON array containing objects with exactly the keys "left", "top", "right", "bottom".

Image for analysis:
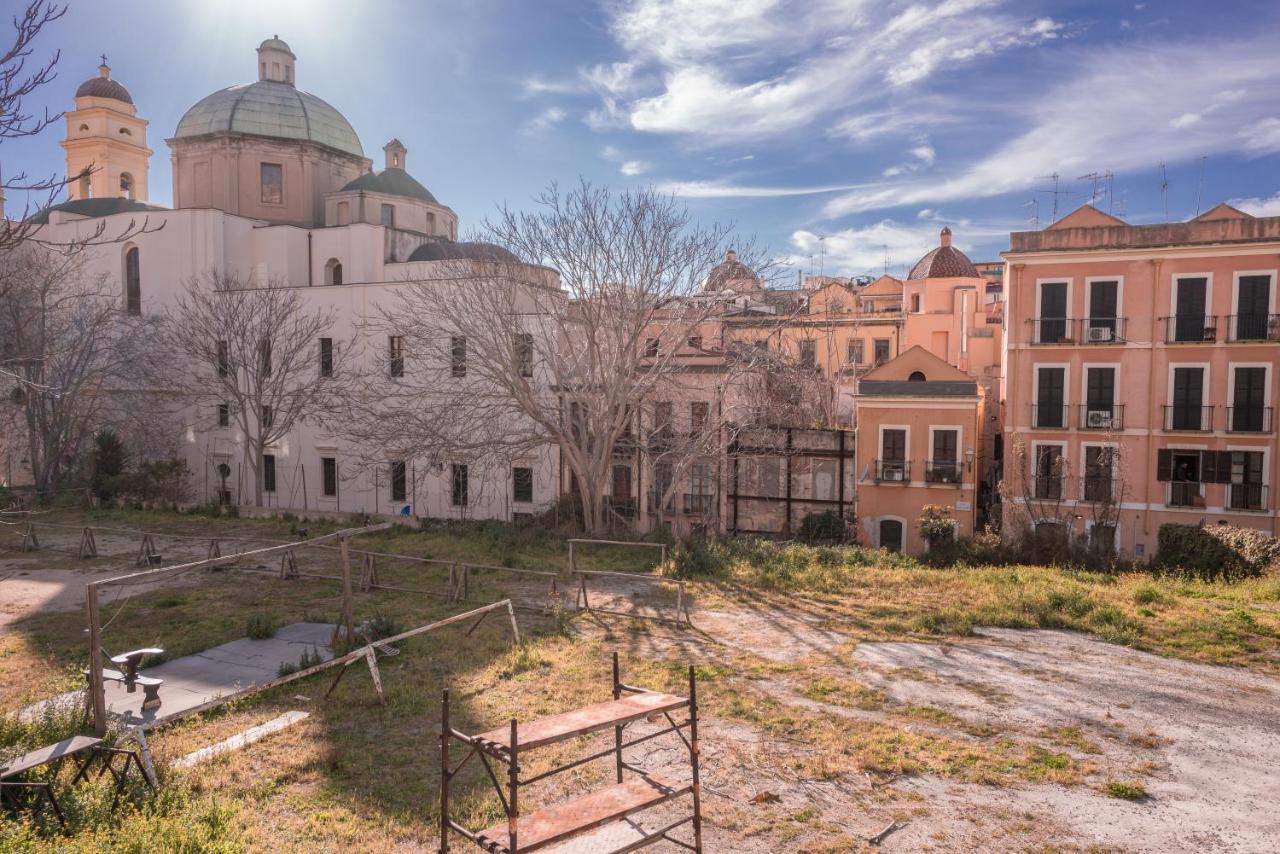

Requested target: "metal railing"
[
  {"left": 1161, "top": 315, "right": 1219, "bottom": 343},
  {"left": 924, "top": 460, "right": 962, "bottom": 484},
  {"left": 1163, "top": 405, "right": 1214, "bottom": 432},
  {"left": 1228, "top": 483, "right": 1268, "bottom": 511},
  {"left": 1227, "top": 405, "right": 1273, "bottom": 433},
  {"left": 874, "top": 459, "right": 911, "bottom": 483},
  {"left": 1226, "top": 313, "right": 1280, "bottom": 342},
  {"left": 682, "top": 493, "right": 714, "bottom": 514},
  {"left": 1167, "top": 481, "right": 1203, "bottom": 507},
  {"left": 1078, "top": 404, "right": 1124, "bottom": 430},
  {"left": 1081, "top": 475, "right": 1113, "bottom": 503},
  {"left": 1031, "top": 404, "right": 1070, "bottom": 429},
  {"left": 1031, "top": 475, "right": 1064, "bottom": 500},
  {"left": 1027, "top": 317, "right": 1071, "bottom": 344},
  {"left": 1077, "top": 317, "right": 1126, "bottom": 344}
]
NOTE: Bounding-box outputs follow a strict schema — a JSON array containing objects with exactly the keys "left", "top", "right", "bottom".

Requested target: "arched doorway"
[{"left": 879, "top": 519, "right": 904, "bottom": 553}]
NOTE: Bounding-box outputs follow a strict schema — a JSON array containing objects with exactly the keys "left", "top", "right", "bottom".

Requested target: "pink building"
[{"left": 1003, "top": 203, "right": 1280, "bottom": 559}]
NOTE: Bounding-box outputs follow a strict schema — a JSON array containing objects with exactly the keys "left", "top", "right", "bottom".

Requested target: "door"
[
  {"left": 611, "top": 464, "right": 632, "bottom": 503},
  {"left": 1034, "top": 445, "right": 1063, "bottom": 499},
  {"left": 1172, "top": 367, "right": 1205, "bottom": 429},
  {"left": 1088, "top": 280, "right": 1118, "bottom": 338},
  {"left": 1039, "top": 282, "right": 1067, "bottom": 342},
  {"left": 1236, "top": 275, "right": 1271, "bottom": 340},
  {"left": 1174, "top": 278, "right": 1207, "bottom": 341},
  {"left": 879, "top": 519, "right": 903, "bottom": 553},
  {"left": 1231, "top": 367, "right": 1266, "bottom": 431},
  {"left": 1086, "top": 367, "right": 1116, "bottom": 425},
  {"left": 1036, "top": 366, "right": 1065, "bottom": 427},
  {"left": 881, "top": 429, "right": 906, "bottom": 479}
]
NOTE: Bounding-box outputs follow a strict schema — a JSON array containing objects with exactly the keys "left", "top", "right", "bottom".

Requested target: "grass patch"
[{"left": 1103, "top": 781, "right": 1149, "bottom": 801}]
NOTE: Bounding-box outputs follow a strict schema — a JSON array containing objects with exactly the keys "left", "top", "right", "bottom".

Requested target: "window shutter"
[
  {"left": 1212, "top": 451, "right": 1234, "bottom": 483},
  {"left": 1156, "top": 449, "right": 1173, "bottom": 482}
]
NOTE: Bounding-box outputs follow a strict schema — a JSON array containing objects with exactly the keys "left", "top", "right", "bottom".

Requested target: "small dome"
[
  {"left": 407, "top": 241, "right": 519, "bottom": 264},
  {"left": 907, "top": 227, "right": 980, "bottom": 279},
  {"left": 28, "top": 197, "right": 168, "bottom": 225},
  {"left": 76, "top": 62, "right": 132, "bottom": 104},
  {"left": 258, "top": 36, "right": 295, "bottom": 56},
  {"left": 173, "top": 81, "right": 363, "bottom": 157},
  {"left": 341, "top": 168, "right": 438, "bottom": 204},
  {"left": 706, "top": 249, "right": 762, "bottom": 292}
]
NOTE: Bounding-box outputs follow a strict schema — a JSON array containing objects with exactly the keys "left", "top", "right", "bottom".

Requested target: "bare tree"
[
  {"left": 157, "top": 271, "right": 350, "bottom": 507},
  {"left": 0, "top": 244, "right": 158, "bottom": 497},
  {"left": 346, "top": 181, "right": 777, "bottom": 533}
]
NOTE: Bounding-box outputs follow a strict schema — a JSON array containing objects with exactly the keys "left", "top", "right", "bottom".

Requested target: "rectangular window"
[
  {"left": 259, "top": 338, "right": 272, "bottom": 377},
  {"left": 690, "top": 401, "right": 709, "bottom": 434},
  {"left": 261, "top": 405, "right": 273, "bottom": 429},
  {"left": 263, "top": 454, "right": 276, "bottom": 493},
  {"left": 1084, "top": 446, "right": 1113, "bottom": 502},
  {"left": 873, "top": 338, "right": 890, "bottom": 365},
  {"left": 1087, "top": 280, "right": 1119, "bottom": 340},
  {"left": 928, "top": 429, "right": 959, "bottom": 483},
  {"left": 389, "top": 335, "right": 405, "bottom": 378},
  {"left": 1084, "top": 366, "right": 1116, "bottom": 427},
  {"left": 1228, "top": 450, "right": 1265, "bottom": 510},
  {"left": 451, "top": 336, "right": 466, "bottom": 377},
  {"left": 1035, "top": 366, "right": 1066, "bottom": 428},
  {"left": 1171, "top": 367, "right": 1205, "bottom": 430},
  {"left": 451, "top": 463, "right": 468, "bottom": 506},
  {"left": 848, "top": 339, "right": 864, "bottom": 365},
  {"left": 1230, "top": 366, "right": 1267, "bottom": 432},
  {"left": 1235, "top": 275, "right": 1272, "bottom": 340},
  {"left": 321, "top": 457, "right": 337, "bottom": 497},
  {"left": 1165, "top": 450, "right": 1203, "bottom": 506},
  {"left": 1038, "top": 281, "right": 1068, "bottom": 342},
  {"left": 799, "top": 340, "right": 816, "bottom": 369},
  {"left": 880, "top": 428, "right": 907, "bottom": 480},
  {"left": 216, "top": 340, "right": 229, "bottom": 378},
  {"left": 687, "top": 335, "right": 703, "bottom": 350},
  {"left": 260, "top": 163, "right": 283, "bottom": 205},
  {"left": 653, "top": 401, "right": 673, "bottom": 435},
  {"left": 512, "top": 466, "right": 533, "bottom": 503},
  {"left": 652, "top": 462, "right": 674, "bottom": 511},
  {"left": 1033, "top": 445, "right": 1063, "bottom": 499},
  {"left": 319, "top": 337, "right": 333, "bottom": 377},
  {"left": 380, "top": 204, "right": 395, "bottom": 228},
  {"left": 643, "top": 338, "right": 659, "bottom": 358},
  {"left": 515, "top": 333, "right": 533, "bottom": 378},
  {"left": 390, "top": 460, "right": 406, "bottom": 502},
  {"left": 217, "top": 404, "right": 229, "bottom": 427},
  {"left": 1174, "top": 277, "right": 1209, "bottom": 342}
]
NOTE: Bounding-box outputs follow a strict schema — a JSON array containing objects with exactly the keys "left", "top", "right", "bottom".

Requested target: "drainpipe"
[
  {"left": 1145, "top": 258, "right": 1162, "bottom": 549},
  {"left": 307, "top": 231, "right": 313, "bottom": 286}
]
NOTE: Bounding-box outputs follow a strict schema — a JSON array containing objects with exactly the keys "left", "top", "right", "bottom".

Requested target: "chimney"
[
  {"left": 940, "top": 226, "right": 952, "bottom": 248},
  {"left": 384, "top": 139, "right": 407, "bottom": 171}
]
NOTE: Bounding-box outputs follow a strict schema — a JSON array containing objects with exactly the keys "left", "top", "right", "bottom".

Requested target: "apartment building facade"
[{"left": 1003, "top": 203, "right": 1280, "bottom": 559}]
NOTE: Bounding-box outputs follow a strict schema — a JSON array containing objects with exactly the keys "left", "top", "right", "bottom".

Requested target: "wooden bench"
[{"left": 0, "top": 735, "right": 100, "bottom": 830}]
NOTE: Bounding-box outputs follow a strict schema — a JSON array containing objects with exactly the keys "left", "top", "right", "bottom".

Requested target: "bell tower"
[{"left": 61, "top": 59, "right": 151, "bottom": 201}]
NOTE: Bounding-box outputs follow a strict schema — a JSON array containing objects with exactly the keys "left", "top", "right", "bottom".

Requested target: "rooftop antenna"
[
  {"left": 882, "top": 244, "right": 889, "bottom": 275},
  {"left": 1194, "top": 155, "right": 1207, "bottom": 216},
  {"left": 1078, "top": 171, "right": 1103, "bottom": 206},
  {"left": 1024, "top": 197, "right": 1040, "bottom": 228},
  {"left": 818, "top": 234, "right": 826, "bottom": 278},
  {"left": 1104, "top": 171, "right": 1115, "bottom": 214},
  {"left": 1160, "top": 161, "right": 1171, "bottom": 219},
  {"left": 1034, "top": 172, "right": 1068, "bottom": 222}
]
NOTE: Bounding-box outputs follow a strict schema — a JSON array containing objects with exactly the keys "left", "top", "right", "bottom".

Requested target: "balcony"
[
  {"left": 1228, "top": 483, "right": 1268, "bottom": 512},
  {"left": 682, "top": 493, "right": 714, "bottom": 515},
  {"left": 1227, "top": 405, "right": 1273, "bottom": 434},
  {"left": 874, "top": 459, "right": 911, "bottom": 483},
  {"left": 1077, "top": 317, "right": 1127, "bottom": 344},
  {"left": 1031, "top": 404, "right": 1070, "bottom": 429},
  {"left": 1031, "top": 475, "right": 1064, "bottom": 500},
  {"left": 1161, "top": 315, "right": 1219, "bottom": 344},
  {"left": 1027, "top": 317, "right": 1072, "bottom": 345},
  {"left": 924, "top": 460, "right": 962, "bottom": 484},
  {"left": 1167, "top": 481, "right": 1204, "bottom": 508},
  {"left": 1078, "top": 404, "right": 1124, "bottom": 430},
  {"left": 1081, "top": 475, "right": 1114, "bottom": 503},
  {"left": 1226, "top": 313, "right": 1280, "bottom": 343},
  {"left": 1163, "top": 405, "right": 1214, "bottom": 432}
]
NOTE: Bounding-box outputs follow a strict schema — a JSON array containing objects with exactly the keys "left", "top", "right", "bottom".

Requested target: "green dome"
[
  {"left": 28, "top": 197, "right": 168, "bottom": 225},
  {"left": 341, "top": 168, "right": 437, "bottom": 204},
  {"left": 173, "top": 80, "right": 363, "bottom": 158}
]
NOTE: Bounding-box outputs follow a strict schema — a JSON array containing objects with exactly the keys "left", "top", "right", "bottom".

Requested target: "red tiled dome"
[
  {"left": 706, "top": 249, "right": 762, "bottom": 292},
  {"left": 908, "top": 227, "right": 979, "bottom": 279}
]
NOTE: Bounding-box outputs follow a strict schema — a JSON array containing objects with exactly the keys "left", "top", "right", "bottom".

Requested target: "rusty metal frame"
[{"left": 439, "top": 652, "right": 702, "bottom": 853}]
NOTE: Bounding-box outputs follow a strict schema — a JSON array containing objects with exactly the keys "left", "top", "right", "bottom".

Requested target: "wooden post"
[
  {"left": 334, "top": 534, "right": 356, "bottom": 648},
  {"left": 505, "top": 600, "right": 522, "bottom": 645},
  {"left": 364, "top": 647, "right": 385, "bottom": 704},
  {"left": 207, "top": 539, "right": 221, "bottom": 560},
  {"left": 440, "top": 689, "right": 450, "bottom": 854},
  {"left": 612, "top": 652, "right": 623, "bottom": 784},
  {"left": 79, "top": 527, "right": 97, "bottom": 559},
  {"left": 20, "top": 522, "right": 38, "bottom": 552},
  {"left": 676, "top": 582, "right": 685, "bottom": 628},
  {"left": 508, "top": 718, "right": 519, "bottom": 854},
  {"left": 279, "top": 550, "right": 299, "bottom": 579},
  {"left": 135, "top": 533, "right": 157, "bottom": 566},
  {"left": 568, "top": 540, "right": 575, "bottom": 576},
  {"left": 689, "top": 664, "right": 703, "bottom": 853},
  {"left": 300, "top": 463, "right": 309, "bottom": 511},
  {"left": 86, "top": 584, "right": 107, "bottom": 736}
]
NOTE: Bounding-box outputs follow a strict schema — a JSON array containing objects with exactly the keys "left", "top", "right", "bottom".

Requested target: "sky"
[{"left": 6, "top": 0, "right": 1280, "bottom": 280}]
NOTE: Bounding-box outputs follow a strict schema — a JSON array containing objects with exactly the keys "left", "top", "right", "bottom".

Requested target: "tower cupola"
[{"left": 257, "top": 35, "right": 296, "bottom": 84}]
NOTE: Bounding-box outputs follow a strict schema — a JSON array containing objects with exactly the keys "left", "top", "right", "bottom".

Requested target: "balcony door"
[
  {"left": 1038, "top": 282, "right": 1068, "bottom": 343},
  {"left": 1171, "top": 367, "right": 1204, "bottom": 430},
  {"left": 1036, "top": 366, "right": 1065, "bottom": 427},
  {"left": 1231, "top": 367, "right": 1266, "bottom": 432},
  {"left": 1085, "top": 367, "right": 1116, "bottom": 424},
  {"left": 1087, "top": 280, "right": 1118, "bottom": 339},
  {"left": 1174, "top": 277, "right": 1208, "bottom": 342},
  {"left": 1236, "top": 275, "right": 1271, "bottom": 340}
]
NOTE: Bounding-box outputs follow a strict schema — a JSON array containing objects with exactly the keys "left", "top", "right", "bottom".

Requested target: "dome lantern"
[{"left": 257, "top": 35, "right": 296, "bottom": 85}]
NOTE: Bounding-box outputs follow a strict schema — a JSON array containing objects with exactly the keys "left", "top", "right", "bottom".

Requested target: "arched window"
[
  {"left": 908, "top": 371, "right": 927, "bottom": 382},
  {"left": 118, "top": 127, "right": 131, "bottom": 136},
  {"left": 124, "top": 246, "right": 141, "bottom": 315},
  {"left": 119, "top": 172, "right": 134, "bottom": 199},
  {"left": 78, "top": 173, "right": 91, "bottom": 198},
  {"left": 325, "top": 258, "right": 343, "bottom": 286},
  {"left": 78, "top": 123, "right": 89, "bottom": 132}
]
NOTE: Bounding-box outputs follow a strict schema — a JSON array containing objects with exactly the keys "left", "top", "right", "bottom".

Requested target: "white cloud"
[
  {"left": 822, "top": 39, "right": 1280, "bottom": 217},
  {"left": 620, "top": 160, "right": 650, "bottom": 176},
  {"left": 655, "top": 179, "right": 876, "bottom": 199},
  {"left": 789, "top": 217, "right": 1009, "bottom": 274},
  {"left": 1171, "top": 112, "right": 1202, "bottom": 129},
  {"left": 1230, "top": 192, "right": 1280, "bottom": 217},
  {"left": 521, "top": 106, "right": 567, "bottom": 136}
]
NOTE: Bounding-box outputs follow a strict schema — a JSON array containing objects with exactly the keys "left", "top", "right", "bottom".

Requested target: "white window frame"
[
  {"left": 1165, "top": 443, "right": 1208, "bottom": 507},
  {"left": 1083, "top": 275, "right": 1124, "bottom": 322},
  {"left": 1169, "top": 272, "right": 1214, "bottom": 317},
  {"left": 1031, "top": 362, "right": 1070, "bottom": 428},
  {"left": 874, "top": 515, "right": 908, "bottom": 550},
  {"left": 926, "top": 425, "right": 962, "bottom": 481},
  {"left": 1165, "top": 361, "right": 1212, "bottom": 410},
  {"left": 1230, "top": 269, "right": 1277, "bottom": 317},
  {"left": 1034, "top": 277, "right": 1074, "bottom": 321}
]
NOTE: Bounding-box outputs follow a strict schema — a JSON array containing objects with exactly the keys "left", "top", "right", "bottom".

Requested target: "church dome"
[
  {"left": 907, "top": 227, "right": 979, "bottom": 279},
  {"left": 706, "top": 249, "right": 761, "bottom": 292},
  {"left": 173, "top": 81, "right": 363, "bottom": 157},
  {"left": 407, "top": 240, "right": 519, "bottom": 263},
  {"left": 341, "top": 168, "right": 437, "bottom": 203},
  {"left": 76, "top": 63, "right": 132, "bottom": 104}
]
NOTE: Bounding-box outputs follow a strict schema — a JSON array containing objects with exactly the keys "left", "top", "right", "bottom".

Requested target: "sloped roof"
[
  {"left": 1191, "top": 202, "right": 1252, "bottom": 222},
  {"left": 861, "top": 345, "right": 971, "bottom": 383},
  {"left": 407, "top": 240, "right": 519, "bottom": 263},
  {"left": 1048, "top": 204, "right": 1128, "bottom": 230},
  {"left": 28, "top": 197, "right": 168, "bottom": 224},
  {"left": 858, "top": 274, "right": 904, "bottom": 297}
]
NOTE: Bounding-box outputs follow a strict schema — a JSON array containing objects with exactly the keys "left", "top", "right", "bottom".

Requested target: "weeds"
[{"left": 244, "top": 613, "right": 276, "bottom": 639}]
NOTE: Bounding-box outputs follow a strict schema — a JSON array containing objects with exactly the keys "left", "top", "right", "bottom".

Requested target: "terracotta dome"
[
  {"left": 907, "top": 227, "right": 979, "bottom": 279},
  {"left": 705, "top": 249, "right": 762, "bottom": 292},
  {"left": 75, "top": 63, "right": 132, "bottom": 104}
]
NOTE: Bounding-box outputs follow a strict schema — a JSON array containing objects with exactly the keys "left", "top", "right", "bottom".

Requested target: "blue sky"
[{"left": 7, "top": 0, "right": 1280, "bottom": 279}]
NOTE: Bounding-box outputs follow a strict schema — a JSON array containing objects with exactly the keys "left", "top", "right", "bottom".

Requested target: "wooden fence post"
[
  {"left": 86, "top": 584, "right": 107, "bottom": 736},
  {"left": 334, "top": 535, "right": 356, "bottom": 647},
  {"left": 79, "top": 527, "right": 97, "bottom": 559},
  {"left": 20, "top": 522, "right": 39, "bottom": 552}
]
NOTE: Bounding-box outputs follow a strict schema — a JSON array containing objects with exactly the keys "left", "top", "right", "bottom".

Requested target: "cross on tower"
[{"left": 100, "top": 54, "right": 108, "bottom": 67}]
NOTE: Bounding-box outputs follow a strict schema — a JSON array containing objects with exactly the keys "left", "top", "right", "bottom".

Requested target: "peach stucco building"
[{"left": 1003, "top": 203, "right": 1280, "bottom": 558}]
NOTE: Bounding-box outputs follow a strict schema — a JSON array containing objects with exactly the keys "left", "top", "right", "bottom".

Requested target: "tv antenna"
[
  {"left": 1078, "top": 171, "right": 1104, "bottom": 206},
  {"left": 818, "top": 234, "right": 826, "bottom": 278},
  {"left": 1024, "top": 197, "right": 1040, "bottom": 228},
  {"left": 882, "top": 244, "right": 889, "bottom": 275},
  {"left": 1104, "top": 171, "right": 1115, "bottom": 214},
  {"left": 1158, "top": 161, "right": 1169, "bottom": 220},
  {"left": 1034, "top": 172, "right": 1069, "bottom": 222},
  {"left": 1194, "top": 155, "right": 1207, "bottom": 216}
]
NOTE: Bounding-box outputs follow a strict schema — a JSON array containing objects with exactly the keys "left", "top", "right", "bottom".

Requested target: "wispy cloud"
[
  {"left": 789, "top": 216, "right": 1011, "bottom": 274},
  {"left": 822, "top": 40, "right": 1280, "bottom": 218},
  {"left": 655, "top": 179, "right": 877, "bottom": 199},
  {"left": 521, "top": 106, "right": 568, "bottom": 136},
  {"left": 1230, "top": 191, "right": 1280, "bottom": 217}
]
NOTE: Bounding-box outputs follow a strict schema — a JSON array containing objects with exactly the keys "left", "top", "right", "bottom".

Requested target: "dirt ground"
[{"left": 4, "top": 520, "right": 1280, "bottom": 852}]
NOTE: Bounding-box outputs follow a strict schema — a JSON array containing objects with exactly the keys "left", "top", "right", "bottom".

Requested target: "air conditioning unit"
[
  {"left": 1086, "top": 410, "right": 1113, "bottom": 429},
  {"left": 1087, "top": 325, "right": 1114, "bottom": 342},
  {"left": 882, "top": 467, "right": 905, "bottom": 481}
]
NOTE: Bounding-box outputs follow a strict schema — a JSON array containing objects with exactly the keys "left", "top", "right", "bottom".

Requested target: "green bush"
[
  {"left": 1155, "top": 524, "right": 1280, "bottom": 582},
  {"left": 245, "top": 613, "right": 276, "bottom": 639},
  {"left": 670, "top": 535, "right": 917, "bottom": 591},
  {"left": 797, "top": 510, "right": 845, "bottom": 542},
  {"left": 922, "top": 530, "right": 1007, "bottom": 567},
  {"left": 918, "top": 505, "right": 956, "bottom": 549}
]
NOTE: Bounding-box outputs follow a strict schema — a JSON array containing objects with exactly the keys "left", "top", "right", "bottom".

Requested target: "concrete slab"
[{"left": 173, "top": 711, "right": 310, "bottom": 768}]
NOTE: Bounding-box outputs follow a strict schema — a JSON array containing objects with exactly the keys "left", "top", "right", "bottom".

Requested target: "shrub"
[
  {"left": 245, "top": 613, "right": 276, "bottom": 639},
  {"left": 1155, "top": 524, "right": 1280, "bottom": 582},
  {"left": 91, "top": 429, "right": 130, "bottom": 502},
  {"left": 922, "top": 530, "right": 1007, "bottom": 567},
  {"left": 1103, "top": 781, "right": 1148, "bottom": 801},
  {"left": 918, "top": 505, "right": 956, "bottom": 549},
  {"left": 798, "top": 510, "right": 845, "bottom": 542}
]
